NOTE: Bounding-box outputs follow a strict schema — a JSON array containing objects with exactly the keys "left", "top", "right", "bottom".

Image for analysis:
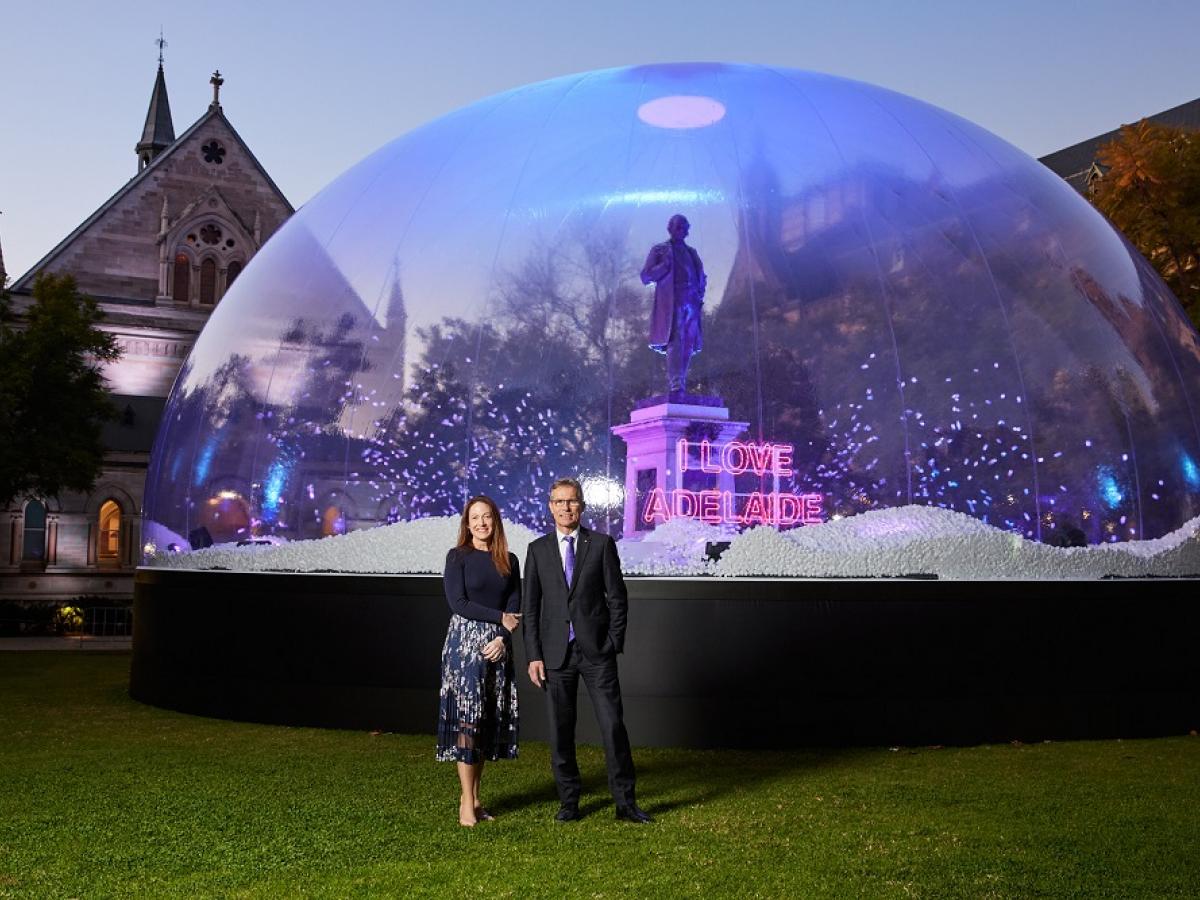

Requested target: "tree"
[
  {"left": 353, "top": 228, "right": 656, "bottom": 533},
  {"left": 0, "top": 272, "right": 121, "bottom": 506},
  {"left": 1090, "top": 120, "right": 1200, "bottom": 326}
]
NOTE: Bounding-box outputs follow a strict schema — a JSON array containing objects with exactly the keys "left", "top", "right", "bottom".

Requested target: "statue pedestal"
[{"left": 611, "top": 396, "right": 748, "bottom": 537}]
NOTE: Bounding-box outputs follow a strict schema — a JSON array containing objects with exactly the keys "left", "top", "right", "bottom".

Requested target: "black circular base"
[{"left": 130, "top": 568, "right": 1200, "bottom": 748}]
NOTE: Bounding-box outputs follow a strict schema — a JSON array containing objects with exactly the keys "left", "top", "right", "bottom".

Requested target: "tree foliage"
[
  {"left": 372, "top": 228, "right": 656, "bottom": 530},
  {"left": 0, "top": 272, "right": 121, "bottom": 506},
  {"left": 1091, "top": 120, "right": 1200, "bottom": 326}
]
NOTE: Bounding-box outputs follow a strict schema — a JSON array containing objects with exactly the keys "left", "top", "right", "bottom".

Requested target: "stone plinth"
[{"left": 611, "top": 397, "right": 748, "bottom": 537}]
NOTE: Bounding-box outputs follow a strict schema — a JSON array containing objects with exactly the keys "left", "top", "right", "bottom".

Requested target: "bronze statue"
[{"left": 641, "top": 214, "right": 706, "bottom": 395}]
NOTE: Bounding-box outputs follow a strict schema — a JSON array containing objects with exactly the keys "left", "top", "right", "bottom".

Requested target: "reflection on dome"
[
  {"left": 144, "top": 62, "right": 1200, "bottom": 554},
  {"left": 637, "top": 95, "right": 727, "bottom": 129}
]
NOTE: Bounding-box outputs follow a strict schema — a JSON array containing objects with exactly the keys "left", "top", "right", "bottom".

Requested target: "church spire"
[{"left": 136, "top": 32, "right": 176, "bottom": 172}]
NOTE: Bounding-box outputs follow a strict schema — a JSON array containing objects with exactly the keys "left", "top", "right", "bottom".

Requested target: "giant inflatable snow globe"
[{"left": 144, "top": 62, "right": 1200, "bottom": 579}]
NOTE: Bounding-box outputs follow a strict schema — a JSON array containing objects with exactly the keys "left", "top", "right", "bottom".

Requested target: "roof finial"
[
  {"left": 156, "top": 28, "right": 167, "bottom": 67},
  {"left": 209, "top": 70, "right": 224, "bottom": 110}
]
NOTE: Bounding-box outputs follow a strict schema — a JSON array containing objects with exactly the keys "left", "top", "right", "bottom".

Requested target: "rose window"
[{"left": 202, "top": 140, "right": 226, "bottom": 164}]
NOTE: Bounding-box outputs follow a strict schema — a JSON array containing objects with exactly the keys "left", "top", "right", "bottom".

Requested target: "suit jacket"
[
  {"left": 522, "top": 526, "right": 628, "bottom": 669},
  {"left": 640, "top": 240, "right": 707, "bottom": 352}
]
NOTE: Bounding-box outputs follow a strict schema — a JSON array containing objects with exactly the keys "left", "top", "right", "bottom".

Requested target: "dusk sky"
[{"left": 2, "top": 0, "right": 1198, "bottom": 279}]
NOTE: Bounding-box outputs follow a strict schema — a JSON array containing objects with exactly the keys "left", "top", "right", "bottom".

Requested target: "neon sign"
[
  {"left": 642, "top": 439, "right": 824, "bottom": 527},
  {"left": 677, "top": 438, "right": 793, "bottom": 477}
]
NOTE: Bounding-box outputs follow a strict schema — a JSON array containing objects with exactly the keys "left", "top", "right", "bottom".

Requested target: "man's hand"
[
  {"left": 502, "top": 612, "right": 521, "bottom": 633},
  {"left": 528, "top": 660, "right": 546, "bottom": 689}
]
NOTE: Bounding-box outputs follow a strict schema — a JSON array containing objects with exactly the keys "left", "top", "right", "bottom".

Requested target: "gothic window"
[
  {"left": 173, "top": 253, "right": 191, "bottom": 303},
  {"left": 196, "top": 491, "right": 252, "bottom": 545},
  {"left": 98, "top": 500, "right": 121, "bottom": 565},
  {"left": 200, "top": 224, "right": 222, "bottom": 245},
  {"left": 22, "top": 500, "right": 46, "bottom": 562},
  {"left": 227, "top": 260, "right": 243, "bottom": 287},
  {"left": 200, "top": 258, "right": 217, "bottom": 305},
  {"left": 321, "top": 506, "right": 346, "bottom": 537},
  {"left": 202, "top": 140, "right": 226, "bottom": 164}
]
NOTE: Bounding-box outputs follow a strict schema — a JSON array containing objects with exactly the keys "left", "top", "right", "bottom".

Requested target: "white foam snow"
[
  {"left": 615, "top": 517, "right": 728, "bottom": 576},
  {"left": 146, "top": 505, "right": 1200, "bottom": 580},
  {"left": 713, "top": 506, "right": 1200, "bottom": 579},
  {"left": 148, "top": 516, "right": 540, "bottom": 576}
]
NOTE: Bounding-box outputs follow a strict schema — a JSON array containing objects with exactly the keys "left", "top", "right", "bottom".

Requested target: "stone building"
[
  {"left": 2, "top": 60, "right": 293, "bottom": 601},
  {"left": 1039, "top": 96, "right": 1200, "bottom": 192}
]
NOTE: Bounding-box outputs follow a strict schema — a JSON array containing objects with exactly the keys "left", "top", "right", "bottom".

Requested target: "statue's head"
[{"left": 667, "top": 214, "right": 690, "bottom": 241}]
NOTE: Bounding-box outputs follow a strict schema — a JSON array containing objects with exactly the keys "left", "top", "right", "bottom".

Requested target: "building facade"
[
  {"left": 1039, "top": 97, "right": 1200, "bottom": 192},
  {"left": 2, "top": 62, "right": 293, "bottom": 601}
]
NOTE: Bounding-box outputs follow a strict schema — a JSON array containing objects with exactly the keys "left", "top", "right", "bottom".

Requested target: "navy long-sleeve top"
[{"left": 442, "top": 547, "right": 521, "bottom": 630}]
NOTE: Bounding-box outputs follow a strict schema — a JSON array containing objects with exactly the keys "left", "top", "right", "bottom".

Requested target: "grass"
[{"left": 1, "top": 653, "right": 1198, "bottom": 898}]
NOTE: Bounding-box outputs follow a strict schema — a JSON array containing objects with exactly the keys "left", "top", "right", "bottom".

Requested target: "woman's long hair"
[{"left": 456, "top": 495, "right": 511, "bottom": 576}]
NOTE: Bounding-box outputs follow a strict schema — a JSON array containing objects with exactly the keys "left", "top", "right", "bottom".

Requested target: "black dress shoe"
[
  {"left": 615, "top": 804, "right": 653, "bottom": 824},
  {"left": 555, "top": 804, "right": 581, "bottom": 822}
]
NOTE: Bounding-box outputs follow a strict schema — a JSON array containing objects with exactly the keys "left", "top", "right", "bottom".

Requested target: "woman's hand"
[
  {"left": 481, "top": 637, "right": 507, "bottom": 662},
  {"left": 501, "top": 612, "right": 521, "bottom": 633}
]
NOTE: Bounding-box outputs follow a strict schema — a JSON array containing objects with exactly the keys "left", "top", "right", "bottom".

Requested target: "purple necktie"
[{"left": 564, "top": 535, "right": 575, "bottom": 642}]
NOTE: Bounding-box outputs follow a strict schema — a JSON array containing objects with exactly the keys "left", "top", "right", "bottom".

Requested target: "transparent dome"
[{"left": 145, "top": 62, "right": 1200, "bottom": 552}]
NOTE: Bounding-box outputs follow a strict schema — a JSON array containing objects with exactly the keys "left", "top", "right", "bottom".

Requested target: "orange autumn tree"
[{"left": 1090, "top": 119, "right": 1200, "bottom": 328}]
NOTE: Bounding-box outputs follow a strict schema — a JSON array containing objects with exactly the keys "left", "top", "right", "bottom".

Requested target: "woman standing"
[{"left": 437, "top": 495, "right": 521, "bottom": 826}]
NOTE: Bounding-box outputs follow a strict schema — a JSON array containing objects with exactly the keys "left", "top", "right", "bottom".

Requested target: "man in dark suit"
[{"left": 523, "top": 477, "right": 651, "bottom": 824}]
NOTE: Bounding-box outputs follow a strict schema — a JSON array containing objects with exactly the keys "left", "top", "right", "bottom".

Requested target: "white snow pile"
[
  {"left": 712, "top": 505, "right": 1200, "bottom": 579},
  {"left": 617, "top": 517, "right": 727, "bottom": 576},
  {"left": 149, "top": 516, "right": 540, "bottom": 575},
  {"left": 147, "top": 505, "right": 1200, "bottom": 580}
]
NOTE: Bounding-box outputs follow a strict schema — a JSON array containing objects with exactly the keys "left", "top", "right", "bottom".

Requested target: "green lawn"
[{"left": 1, "top": 653, "right": 1197, "bottom": 898}]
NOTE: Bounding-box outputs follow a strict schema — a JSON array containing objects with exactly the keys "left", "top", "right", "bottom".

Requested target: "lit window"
[
  {"left": 98, "top": 500, "right": 121, "bottom": 564},
  {"left": 321, "top": 506, "right": 346, "bottom": 537}
]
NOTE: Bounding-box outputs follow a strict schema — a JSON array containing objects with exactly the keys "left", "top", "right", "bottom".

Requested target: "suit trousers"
[
  {"left": 545, "top": 641, "right": 636, "bottom": 807},
  {"left": 665, "top": 299, "right": 701, "bottom": 392}
]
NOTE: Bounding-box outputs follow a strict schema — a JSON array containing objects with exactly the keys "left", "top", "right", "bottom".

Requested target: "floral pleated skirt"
[{"left": 436, "top": 614, "right": 519, "bottom": 763}]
